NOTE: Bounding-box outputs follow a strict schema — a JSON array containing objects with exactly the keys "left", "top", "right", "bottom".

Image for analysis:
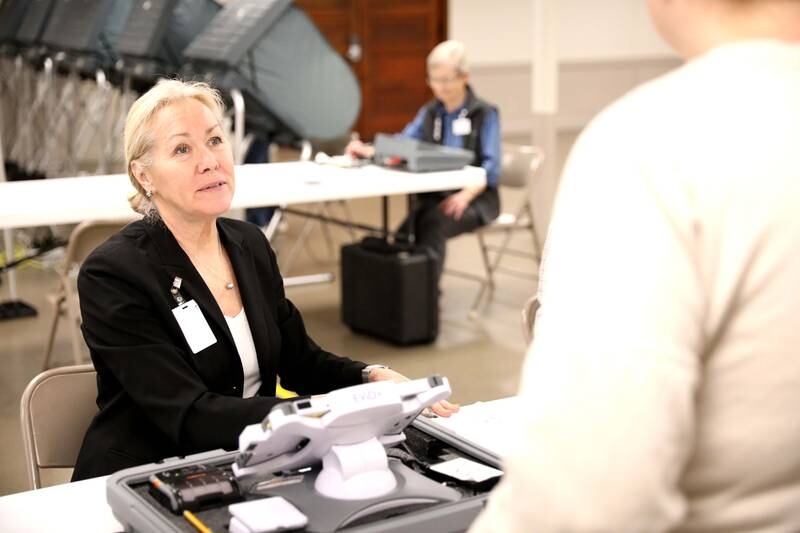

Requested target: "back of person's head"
[
  {"left": 647, "top": 0, "right": 800, "bottom": 58},
  {"left": 124, "top": 79, "right": 226, "bottom": 214},
  {"left": 427, "top": 40, "right": 469, "bottom": 75}
]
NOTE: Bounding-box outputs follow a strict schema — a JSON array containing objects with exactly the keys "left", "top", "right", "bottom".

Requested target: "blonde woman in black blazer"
[{"left": 72, "top": 80, "right": 457, "bottom": 481}]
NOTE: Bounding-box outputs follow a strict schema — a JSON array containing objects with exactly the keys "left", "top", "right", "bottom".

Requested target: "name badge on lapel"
[
  {"left": 173, "top": 300, "right": 217, "bottom": 354},
  {"left": 452, "top": 116, "right": 471, "bottom": 136},
  {"left": 170, "top": 278, "right": 216, "bottom": 354}
]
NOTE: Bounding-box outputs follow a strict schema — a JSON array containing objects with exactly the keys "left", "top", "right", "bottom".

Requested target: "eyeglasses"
[{"left": 426, "top": 74, "right": 464, "bottom": 86}]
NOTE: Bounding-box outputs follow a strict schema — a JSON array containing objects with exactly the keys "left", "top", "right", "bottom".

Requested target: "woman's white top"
[{"left": 225, "top": 308, "right": 262, "bottom": 398}]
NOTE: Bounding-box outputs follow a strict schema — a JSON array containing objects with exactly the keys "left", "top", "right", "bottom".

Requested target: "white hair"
[{"left": 426, "top": 40, "right": 469, "bottom": 74}]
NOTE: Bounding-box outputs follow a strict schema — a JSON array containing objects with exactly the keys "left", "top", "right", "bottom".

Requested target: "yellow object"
[
  {"left": 183, "top": 510, "right": 213, "bottom": 533},
  {"left": 276, "top": 383, "right": 297, "bottom": 399},
  {"left": 0, "top": 244, "right": 41, "bottom": 270}
]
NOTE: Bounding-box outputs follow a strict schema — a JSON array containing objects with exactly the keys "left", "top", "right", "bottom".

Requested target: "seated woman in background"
[
  {"left": 345, "top": 40, "right": 501, "bottom": 294},
  {"left": 72, "top": 80, "right": 458, "bottom": 481}
]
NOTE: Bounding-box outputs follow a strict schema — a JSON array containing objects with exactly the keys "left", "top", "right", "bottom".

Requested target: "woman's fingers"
[{"left": 429, "top": 399, "right": 460, "bottom": 418}]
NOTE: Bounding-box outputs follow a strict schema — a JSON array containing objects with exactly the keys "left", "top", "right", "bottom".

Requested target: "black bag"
[{"left": 341, "top": 236, "right": 438, "bottom": 345}]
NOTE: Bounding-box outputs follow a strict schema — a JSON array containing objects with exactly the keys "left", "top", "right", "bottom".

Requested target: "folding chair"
[
  {"left": 272, "top": 139, "right": 359, "bottom": 274},
  {"left": 35, "top": 0, "right": 132, "bottom": 177},
  {"left": 521, "top": 294, "right": 540, "bottom": 345},
  {"left": 20, "top": 364, "right": 98, "bottom": 489},
  {"left": 42, "top": 219, "right": 127, "bottom": 370},
  {"left": 453, "top": 144, "right": 546, "bottom": 318},
  {"left": 7, "top": 0, "right": 58, "bottom": 179}
]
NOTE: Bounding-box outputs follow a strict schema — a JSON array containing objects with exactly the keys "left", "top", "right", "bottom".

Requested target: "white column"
[
  {"left": 530, "top": 0, "right": 559, "bottom": 245},
  {"left": 531, "top": 0, "right": 558, "bottom": 116}
]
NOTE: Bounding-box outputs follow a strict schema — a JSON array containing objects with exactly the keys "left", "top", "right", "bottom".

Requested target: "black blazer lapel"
[{"left": 142, "top": 220, "right": 239, "bottom": 364}]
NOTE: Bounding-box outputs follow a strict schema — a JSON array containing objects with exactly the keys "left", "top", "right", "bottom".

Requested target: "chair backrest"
[
  {"left": 521, "top": 294, "right": 540, "bottom": 345},
  {"left": 20, "top": 364, "right": 98, "bottom": 489},
  {"left": 63, "top": 219, "right": 127, "bottom": 274},
  {"left": 500, "top": 144, "right": 545, "bottom": 189}
]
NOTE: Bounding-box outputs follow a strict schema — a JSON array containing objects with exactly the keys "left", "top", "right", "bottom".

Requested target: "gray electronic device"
[
  {"left": 108, "top": 450, "right": 491, "bottom": 533},
  {"left": 373, "top": 134, "right": 474, "bottom": 173},
  {"left": 106, "top": 378, "right": 503, "bottom": 533}
]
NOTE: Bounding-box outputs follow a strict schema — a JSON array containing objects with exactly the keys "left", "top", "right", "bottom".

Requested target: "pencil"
[{"left": 183, "top": 509, "right": 213, "bottom": 533}]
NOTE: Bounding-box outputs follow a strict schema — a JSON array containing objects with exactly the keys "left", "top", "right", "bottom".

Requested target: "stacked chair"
[
  {"left": 0, "top": 0, "right": 32, "bottom": 162},
  {"left": 2, "top": 0, "right": 57, "bottom": 180},
  {"left": 2, "top": 0, "right": 361, "bottom": 179},
  {"left": 7, "top": 0, "right": 132, "bottom": 178}
]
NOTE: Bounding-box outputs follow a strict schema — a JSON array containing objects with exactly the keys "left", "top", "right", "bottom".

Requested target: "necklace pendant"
[{"left": 225, "top": 282, "right": 234, "bottom": 290}]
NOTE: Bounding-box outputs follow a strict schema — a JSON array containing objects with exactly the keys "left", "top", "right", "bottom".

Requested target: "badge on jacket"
[
  {"left": 452, "top": 117, "right": 472, "bottom": 136},
  {"left": 173, "top": 300, "right": 217, "bottom": 354}
]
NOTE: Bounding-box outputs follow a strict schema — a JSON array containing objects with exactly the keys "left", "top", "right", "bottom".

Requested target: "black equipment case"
[{"left": 341, "top": 237, "right": 438, "bottom": 345}]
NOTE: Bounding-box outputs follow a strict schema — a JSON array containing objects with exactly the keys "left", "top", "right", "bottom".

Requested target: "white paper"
[
  {"left": 431, "top": 457, "right": 502, "bottom": 483},
  {"left": 172, "top": 300, "right": 216, "bottom": 354},
  {"left": 229, "top": 497, "right": 308, "bottom": 532},
  {"left": 427, "top": 397, "right": 519, "bottom": 458}
]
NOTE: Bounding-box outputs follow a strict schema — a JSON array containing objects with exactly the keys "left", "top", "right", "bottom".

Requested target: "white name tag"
[
  {"left": 172, "top": 299, "right": 217, "bottom": 354},
  {"left": 452, "top": 117, "right": 472, "bottom": 136}
]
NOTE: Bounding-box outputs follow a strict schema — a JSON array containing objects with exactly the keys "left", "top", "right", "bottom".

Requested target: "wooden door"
[{"left": 296, "top": 0, "right": 447, "bottom": 141}]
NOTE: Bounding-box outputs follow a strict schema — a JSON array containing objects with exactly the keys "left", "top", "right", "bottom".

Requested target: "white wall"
[
  {"left": 449, "top": 0, "right": 676, "bottom": 66},
  {"left": 449, "top": 0, "right": 533, "bottom": 66}
]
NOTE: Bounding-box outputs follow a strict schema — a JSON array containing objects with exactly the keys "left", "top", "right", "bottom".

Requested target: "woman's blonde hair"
[{"left": 124, "top": 79, "right": 226, "bottom": 214}]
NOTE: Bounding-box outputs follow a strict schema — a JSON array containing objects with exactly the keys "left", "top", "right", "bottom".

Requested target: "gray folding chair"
[
  {"left": 271, "top": 138, "right": 359, "bottom": 275},
  {"left": 521, "top": 294, "right": 540, "bottom": 345},
  {"left": 20, "top": 364, "right": 98, "bottom": 489},
  {"left": 449, "top": 144, "right": 545, "bottom": 317},
  {"left": 42, "top": 219, "right": 127, "bottom": 370}
]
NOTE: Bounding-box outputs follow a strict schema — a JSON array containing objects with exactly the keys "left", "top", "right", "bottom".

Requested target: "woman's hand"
[
  {"left": 426, "top": 399, "right": 460, "bottom": 417},
  {"left": 367, "top": 367, "right": 460, "bottom": 418},
  {"left": 439, "top": 190, "right": 473, "bottom": 220},
  {"left": 439, "top": 183, "right": 485, "bottom": 220},
  {"left": 344, "top": 139, "right": 376, "bottom": 159}
]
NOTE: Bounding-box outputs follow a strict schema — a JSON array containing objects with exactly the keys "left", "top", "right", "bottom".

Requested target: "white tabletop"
[
  {"left": 0, "top": 476, "right": 121, "bottom": 532},
  {"left": 0, "top": 162, "right": 486, "bottom": 230}
]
